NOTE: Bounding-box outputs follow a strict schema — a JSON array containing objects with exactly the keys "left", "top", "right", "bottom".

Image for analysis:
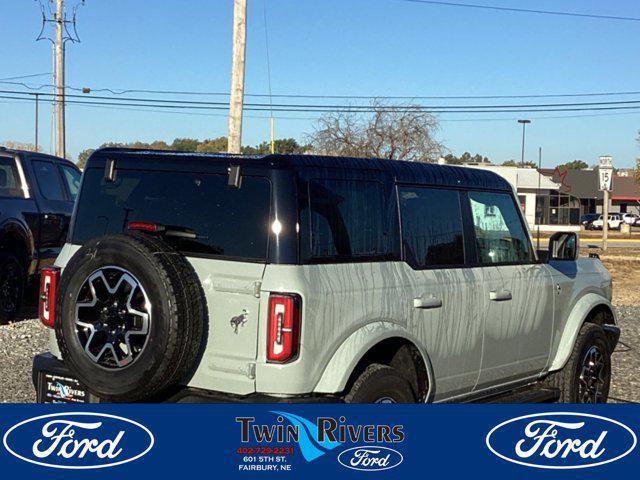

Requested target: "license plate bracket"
[{"left": 39, "top": 372, "right": 89, "bottom": 403}]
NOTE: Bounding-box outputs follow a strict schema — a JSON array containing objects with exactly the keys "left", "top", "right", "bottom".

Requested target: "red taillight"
[
  {"left": 127, "top": 222, "right": 165, "bottom": 233},
  {"left": 39, "top": 267, "right": 60, "bottom": 328},
  {"left": 267, "top": 294, "right": 301, "bottom": 363}
]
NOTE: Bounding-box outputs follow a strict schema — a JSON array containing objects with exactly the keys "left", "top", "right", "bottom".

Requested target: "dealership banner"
[{"left": 0, "top": 404, "right": 637, "bottom": 478}]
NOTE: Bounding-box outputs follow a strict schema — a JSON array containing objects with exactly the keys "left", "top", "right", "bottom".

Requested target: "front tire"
[
  {"left": 546, "top": 323, "right": 612, "bottom": 403},
  {"left": 344, "top": 364, "right": 416, "bottom": 403}
]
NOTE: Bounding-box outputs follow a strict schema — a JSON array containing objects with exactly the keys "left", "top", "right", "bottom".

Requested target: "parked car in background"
[
  {"left": 592, "top": 214, "right": 623, "bottom": 230},
  {"left": 622, "top": 213, "right": 638, "bottom": 225},
  {"left": 580, "top": 213, "right": 600, "bottom": 230},
  {"left": 33, "top": 149, "right": 618, "bottom": 404},
  {"left": 0, "top": 147, "right": 81, "bottom": 323}
]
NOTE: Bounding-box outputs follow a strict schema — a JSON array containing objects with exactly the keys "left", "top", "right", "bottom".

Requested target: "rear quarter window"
[
  {"left": 300, "top": 178, "right": 400, "bottom": 262},
  {"left": 72, "top": 169, "right": 272, "bottom": 261}
]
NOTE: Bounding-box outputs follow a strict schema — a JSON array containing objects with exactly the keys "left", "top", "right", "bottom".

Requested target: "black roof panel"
[{"left": 88, "top": 148, "right": 512, "bottom": 191}]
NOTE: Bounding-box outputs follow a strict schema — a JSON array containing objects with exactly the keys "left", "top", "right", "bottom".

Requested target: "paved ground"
[{"left": 1, "top": 307, "right": 638, "bottom": 403}]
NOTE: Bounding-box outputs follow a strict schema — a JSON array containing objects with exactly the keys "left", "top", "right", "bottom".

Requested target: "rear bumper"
[{"left": 33, "top": 353, "right": 341, "bottom": 404}]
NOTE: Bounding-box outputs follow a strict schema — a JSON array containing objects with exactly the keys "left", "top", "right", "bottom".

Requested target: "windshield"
[{"left": 72, "top": 168, "right": 272, "bottom": 261}]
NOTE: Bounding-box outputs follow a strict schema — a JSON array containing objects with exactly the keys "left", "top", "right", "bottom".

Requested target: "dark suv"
[{"left": 0, "top": 147, "right": 81, "bottom": 322}]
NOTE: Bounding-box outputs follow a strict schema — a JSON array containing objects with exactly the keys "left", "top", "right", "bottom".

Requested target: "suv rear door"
[{"left": 398, "top": 185, "right": 483, "bottom": 400}]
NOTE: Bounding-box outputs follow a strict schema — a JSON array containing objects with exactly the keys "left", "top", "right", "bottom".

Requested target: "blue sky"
[{"left": 1, "top": 0, "right": 639, "bottom": 167}]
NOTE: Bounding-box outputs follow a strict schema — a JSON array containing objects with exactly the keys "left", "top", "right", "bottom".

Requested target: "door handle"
[
  {"left": 489, "top": 289, "right": 512, "bottom": 302},
  {"left": 413, "top": 295, "right": 443, "bottom": 309}
]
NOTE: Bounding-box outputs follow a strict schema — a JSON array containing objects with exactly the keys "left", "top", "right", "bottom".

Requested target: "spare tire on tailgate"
[{"left": 55, "top": 233, "right": 206, "bottom": 402}]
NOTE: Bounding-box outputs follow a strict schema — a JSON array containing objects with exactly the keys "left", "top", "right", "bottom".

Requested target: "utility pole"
[
  {"left": 36, "top": 0, "right": 84, "bottom": 157},
  {"left": 54, "top": 0, "right": 65, "bottom": 158},
  {"left": 227, "top": 0, "right": 247, "bottom": 154}
]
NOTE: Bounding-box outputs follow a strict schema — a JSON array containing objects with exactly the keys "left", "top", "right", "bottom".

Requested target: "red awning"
[{"left": 612, "top": 196, "right": 640, "bottom": 201}]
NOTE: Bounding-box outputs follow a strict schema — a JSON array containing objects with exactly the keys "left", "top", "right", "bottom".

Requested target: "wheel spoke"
[{"left": 73, "top": 267, "right": 151, "bottom": 369}]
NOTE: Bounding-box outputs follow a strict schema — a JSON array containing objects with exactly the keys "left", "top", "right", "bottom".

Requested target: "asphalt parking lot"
[{"left": 1, "top": 306, "right": 639, "bottom": 403}]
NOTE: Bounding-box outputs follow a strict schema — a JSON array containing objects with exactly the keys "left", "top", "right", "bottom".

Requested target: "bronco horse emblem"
[{"left": 230, "top": 310, "right": 249, "bottom": 334}]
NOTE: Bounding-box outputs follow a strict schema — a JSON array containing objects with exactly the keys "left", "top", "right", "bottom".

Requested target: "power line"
[
  {"left": 4, "top": 79, "right": 640, "bottom": 101},
  {"left": 5, "top": 89, "right": 640, "bottom": 111},
  {"left": 3, "top": 95, "right": 639, "bottom": 122},
  {"left": 0, "top": 73, "right": 51, "bottom": 81},
  {"left": 399, "top": 0, "right": 640, "bottom": 22},
  {"left": 4, "top": 92, "right": 640, "bottom": 115}
]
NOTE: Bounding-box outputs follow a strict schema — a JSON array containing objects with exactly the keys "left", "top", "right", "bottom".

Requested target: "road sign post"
[{"left": 598, "top": 156, "right": 614, "bottom": 251}]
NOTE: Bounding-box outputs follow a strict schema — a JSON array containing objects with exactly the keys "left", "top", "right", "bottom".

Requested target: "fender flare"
[
  {"left": 548, "top": 293, "right": 616, "bottom": 372},
  {"left": 313, "top": 321, "right": 435, "bottom": 401},
  {"left": 0, "top": 219, "right": 34, "bottom": 265}
]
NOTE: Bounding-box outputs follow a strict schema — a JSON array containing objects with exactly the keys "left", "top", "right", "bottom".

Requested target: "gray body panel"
[{"left": 50, "top": 244, "right": 614, "bottom": 401}]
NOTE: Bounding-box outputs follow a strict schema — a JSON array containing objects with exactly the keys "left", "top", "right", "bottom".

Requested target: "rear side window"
[
  {"left": 399, "top": 186, "right": 465, "bottom": 268},
  {"left": 60, "top": 165, "right": 81, "bottom": 200},
  {"left": 72, "top": 169, "right": 272, "bottom": 261},
  {"left": 0, "top": 157, "right": 24, "bottom": 198},
  {"left": 32, "top": 160, "right": 65, "bottom": 201},
  {"left": 468, "top": 191, "right": 533, "bottom": 264},
  {"left": 303, "top": 179, "right": 399, "bottom": 261}
]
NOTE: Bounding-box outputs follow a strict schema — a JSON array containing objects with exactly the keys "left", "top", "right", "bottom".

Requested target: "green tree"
[
  {"left": 171, "top": 138, "right": 200, "bottom": 151},
  {"left": 77, "top": 148, "right": 95, "bottom": 169},
  {"left": 243, "top": 138, "right": 310, "bottom": 155},
  {"left": 558, "top": 160, "right": 588, "bottom": 170},
  {"left": 196, "top": 137, "right": 228, "bottom": 153},
  {"left": 443, "top": 152, "right": 490, "bottom": 165}
]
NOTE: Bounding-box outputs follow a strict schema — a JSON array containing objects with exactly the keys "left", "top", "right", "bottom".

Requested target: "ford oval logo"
[
  {"left": 486, "top": 412, "right": 637, "bottom": 469},
  {"left": 2, "top": 412, "right": 154, "bottom": 469},
  {"left": 337, "top": 446, "right": 403, "bottom": 471}
]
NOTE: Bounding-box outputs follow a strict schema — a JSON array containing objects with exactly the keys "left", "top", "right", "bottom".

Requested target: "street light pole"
[{"left": 518, "top": 119, "right": 531, "bottom": 166}]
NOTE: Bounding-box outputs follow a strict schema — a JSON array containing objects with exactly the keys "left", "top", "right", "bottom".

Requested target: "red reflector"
[
  {"left": 267, "top": 294, "right": 301, "bottom": 363},
  {"left": 127, "top": 222, "right": 165, "bottom": 233},
  {"left": 39, "top": 267, "right": 60, "bottom": 328}
]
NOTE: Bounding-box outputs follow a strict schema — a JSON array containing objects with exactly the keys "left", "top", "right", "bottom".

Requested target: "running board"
[{"left": 482, "top": 387, "right": 560, "bottom": 404}]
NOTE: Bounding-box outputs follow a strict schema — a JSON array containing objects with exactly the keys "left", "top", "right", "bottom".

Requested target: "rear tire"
[
  {"left": 55, "top": 233, "right": 206, "bottom": 402},
  {"left": 0, "top": 253, "right": 25, "bottom": 324},
  {"left": 545, "top": 323, "right": 611, "bottom": 403},
  {"left": 344, "top": 364, "right": 416, "bottom": 403}
]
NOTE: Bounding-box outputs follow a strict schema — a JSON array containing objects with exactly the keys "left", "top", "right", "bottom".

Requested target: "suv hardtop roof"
[{"left": 87, "top": 147, "right": 512, "bottom": 192}]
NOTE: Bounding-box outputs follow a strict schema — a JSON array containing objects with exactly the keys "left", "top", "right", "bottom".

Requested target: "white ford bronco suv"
[{"left": 33, "top": 148, "right": 619, "bottom": 404}]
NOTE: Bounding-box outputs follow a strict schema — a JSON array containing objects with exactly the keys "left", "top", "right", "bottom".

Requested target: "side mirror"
[{"left": 548, "top": 232, "right": 579, "bottom": 261}]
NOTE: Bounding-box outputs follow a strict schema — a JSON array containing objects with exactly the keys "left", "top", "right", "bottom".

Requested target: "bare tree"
[
  {"left": 308, "top": 101, "right": 443, "bottom": 162},
  {"left": 1, "top": 140, "right": 39, "bottom": 152}
]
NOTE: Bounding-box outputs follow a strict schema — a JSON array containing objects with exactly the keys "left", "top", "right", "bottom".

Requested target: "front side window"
[
  {"left": 0, "top": 157, "right": 24, "bottom": 198},
  {"left": 304, "top": 179, "right": 398, "bottom": 260},
  {"left": 399, "top": 186, "right": 465, "bottom": 268},
  {"left": 32, "top": 160, "right": 65, "bottom": 201},
  {"left": 468, "top": 191, "right": 533, "bottom": 264}
]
